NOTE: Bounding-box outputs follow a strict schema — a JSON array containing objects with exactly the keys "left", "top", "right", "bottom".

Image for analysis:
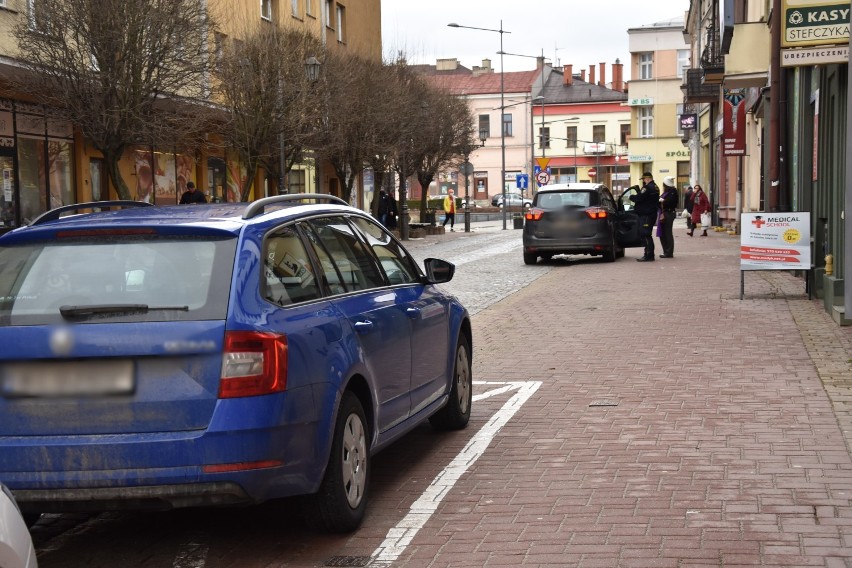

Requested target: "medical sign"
[
  {"left": 782, "top": 0, "right": 850, "bottom": 47},
  {"left": 740, "top": 212, "right": 811, "bottom": 270}
]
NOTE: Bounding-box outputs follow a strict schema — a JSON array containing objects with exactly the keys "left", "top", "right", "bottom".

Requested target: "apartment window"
[
  {"left": 639, "top": 106, "right": 653, "bottom": 138},
  {"left": 620, "top": 123, "right": 630, "bottom": 146},
  {"left": 288, "top": 170, "right": 306, "bottom": 193},
  {"left": 478, "top": 114, "right": 490, "bottom": 139},
  {"left": 0, "top": 0, "right": 7, "bottom": 8},
  {"left": 325, "top": 0, "right": 333, "bottom": 27},
  {"left": 503, "top": 113, "right": 513, "bottom": 137},
  {"left": 639, "top": 52, "right": 653, "bottom": 80},
  {"left": 538, "top": 127, "right": 550, "bottom": 149},
  {"left": 566, "top": 126, "right": 577, "bottom": 147},
  {"left": 306, "top": 0, "right": 313, "bottom": 16},
  {"left": 214, "top": 32, "right": 226, "bottom": 71},
  {"left": 261, "top": 0, "right": 272, "bottom": 20},
  {"left": 28, "top": 0, "right": 53, "bottom": 32},
  {"left": 291, "top": 0, "right": 300, "bottom": 17},
  {"left": 592, "top": 125, "right": 605, "bottom": 143},
  {"left": 677, "top": 50, "right": 690, "bottom": 78},
  {"left": 335, "top": 4, "right": 345, "bottom": 42}
]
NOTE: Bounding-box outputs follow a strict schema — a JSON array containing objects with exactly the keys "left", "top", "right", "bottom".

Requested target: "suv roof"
[{"left": 537, "top": 183, "right": 608, "bottom": 193}]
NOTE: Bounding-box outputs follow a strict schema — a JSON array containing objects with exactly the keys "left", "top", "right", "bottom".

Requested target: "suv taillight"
[
  {"left": 219, "top": 331, "right": 288, "bottom": 398},
  {"left": 585, "top": 208, "right": 608, "bottom": 219},
  {"left": 525, "top": 208, "right": 544, "bottom": 221}
]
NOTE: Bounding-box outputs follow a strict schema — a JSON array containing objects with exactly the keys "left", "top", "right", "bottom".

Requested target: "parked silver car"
[{"left": 492, "top": 194, "right": 532, "bottom": 208}]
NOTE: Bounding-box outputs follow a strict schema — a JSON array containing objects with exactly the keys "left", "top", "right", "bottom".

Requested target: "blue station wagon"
[{"left": 0, "top": 195, "right": 472, "bottom": 532}]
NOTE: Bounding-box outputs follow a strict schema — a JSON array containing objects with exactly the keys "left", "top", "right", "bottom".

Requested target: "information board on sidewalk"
[
  {"left": 740, "top": 212, "right": 811, "bottom": 270},
  {"left": 740, "top": 212, "right": 812, "bottom": 299}
]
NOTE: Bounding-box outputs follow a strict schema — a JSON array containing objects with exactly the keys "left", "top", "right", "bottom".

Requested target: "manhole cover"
[
  {"left": 589, "top": 399, "right": 619, "bottom": 407},
  {"left": 324, "top": 556, "right": 373, "bottom": 567}
]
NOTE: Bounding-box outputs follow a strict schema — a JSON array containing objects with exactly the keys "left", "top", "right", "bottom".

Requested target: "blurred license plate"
[{"left": 2, "top": 361, "right": 134, "bottom": 397}]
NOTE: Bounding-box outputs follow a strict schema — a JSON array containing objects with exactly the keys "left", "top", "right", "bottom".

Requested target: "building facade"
[
  {"left": 0, "top": 0, "right": 380, "bottom": 230},
  {"left": 683, "top": 0, "right": 849, "bottom": 324},
  {"left": 627, "top": 18, "right": 694, "bottom": 200}
]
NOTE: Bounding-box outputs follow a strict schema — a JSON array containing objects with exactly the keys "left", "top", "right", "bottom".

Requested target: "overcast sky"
[{"left": 381, "top": 0, "right": 689, "bottom": 79}]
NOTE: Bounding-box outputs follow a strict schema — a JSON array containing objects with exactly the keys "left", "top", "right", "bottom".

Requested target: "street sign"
[
  {"left": 536, "top": 171, "right": 551, "bottom": 185},
  {"left": 535, "top": 157, "right": 551, "bottom": 170},
  {"left": 588, "top": 168, "right": 597, "bottom": 177},
  {"left": 460, "top": 161, "right": 474, "bottom": 176},
  {"left": 516, "top": 173, "right": 529, "bottom": 190}
]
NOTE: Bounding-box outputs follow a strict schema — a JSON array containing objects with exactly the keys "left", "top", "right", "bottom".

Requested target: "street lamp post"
[
  {"left": 304, "top": 56, "right": 322, "bottom": 193},
  {"left": 448, "top": 21, "right": 510, "bottom": 229},
  {"left": 462, "top": 129, "right": 488, "bottom": 233}
]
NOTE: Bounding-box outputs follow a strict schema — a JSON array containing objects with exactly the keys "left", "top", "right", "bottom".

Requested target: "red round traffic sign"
[{"left": 588, "top": 168, "right": 597, "bottom": 177}]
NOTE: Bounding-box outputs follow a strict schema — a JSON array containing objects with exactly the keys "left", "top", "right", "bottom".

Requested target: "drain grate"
[
  {"left": 324, "top": 556, "right": 373, "bottom": 567},
  {"left": 589, "top": 399, "right": 619, "bottom": 407}
]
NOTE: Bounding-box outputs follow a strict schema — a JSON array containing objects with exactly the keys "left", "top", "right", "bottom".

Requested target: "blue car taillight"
[{"left": 219, "top": 331, "right": 288, "bottom": 398}]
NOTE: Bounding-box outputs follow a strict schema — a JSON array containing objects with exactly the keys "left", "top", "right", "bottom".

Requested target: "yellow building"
[
  {"left": 626, "top": 18, "right": 693, "bottom": 194},
  {"left": 0, "top": 0, "right": 380, "bottom": 229}
]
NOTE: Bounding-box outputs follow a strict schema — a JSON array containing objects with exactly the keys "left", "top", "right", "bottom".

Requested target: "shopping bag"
[
  {"left": 681, "top": 208, "right": 689, "bottom": 219},
  {"left": 700, "top": 212, "right": 711, "bottom": 227}
]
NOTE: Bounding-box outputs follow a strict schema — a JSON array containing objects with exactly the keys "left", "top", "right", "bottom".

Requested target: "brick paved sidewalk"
[{"left": 398, "top": 225, "right": 852, "bottom": 567}]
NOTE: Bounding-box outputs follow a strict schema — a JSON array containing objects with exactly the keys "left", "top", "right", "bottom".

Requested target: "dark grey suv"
[{"left": 522, "top": 183, "right": 643, "bottom": 265}]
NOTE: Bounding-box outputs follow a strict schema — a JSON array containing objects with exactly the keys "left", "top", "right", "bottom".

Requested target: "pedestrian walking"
[
  {"left": 684, "top": 186, "right": 695, "bottom": 231},
  {"left": 656, "top": 176, "right": 679, "bottom": 258},
  {"left": 442, "top": 189, "right": 456, "bottom": 232},
  {"left": 376, "top": 190, "right": 391, "bottom": 227},
  {"left": 387, "top": 192, "right": 398, "bottom": 229},
  {"left": 630, "top": 172, "right": 660, "bottom": 262},
  {"left": 688, "top": 184, "right": 710, "bottom": 237},
  {"left": 179, "top": 181, "right": 207, "bottom": 204}
]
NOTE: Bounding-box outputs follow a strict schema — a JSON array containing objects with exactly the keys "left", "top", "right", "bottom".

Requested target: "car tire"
[
  {"left": 304, "top": 392, "right": 369, "bottom": 533},
  {"left": 603, "top": 234, "right": 617, "bottom": 263},
  {"left": 429, "top": 335, "right": 472, "bottom": 431},
  {"left": 523, "top": 252, "right": 538, "bottom": 265}
]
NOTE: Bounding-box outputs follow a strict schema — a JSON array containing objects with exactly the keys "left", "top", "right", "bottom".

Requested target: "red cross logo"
[{"left": 752, "top": 216, "right": 765, "bottom": 229}]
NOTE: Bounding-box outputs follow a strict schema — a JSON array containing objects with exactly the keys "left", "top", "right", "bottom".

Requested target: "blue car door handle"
[
  {"left": 405, "top": 308, "right": 420, "bottom": 319},
  {"left": 353, "top": 320, "right": 375, "bottom": 333}
]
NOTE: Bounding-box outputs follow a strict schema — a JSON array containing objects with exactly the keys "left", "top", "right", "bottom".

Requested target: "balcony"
[
  {"left": 723, "top": 22, "right": 770, "bottom": 88},
  {"left": 701, "top": 22, "right": 725, "bottom": 84},
  {"left": 682, "top": 69, "right": 720, "bottom": 103}
]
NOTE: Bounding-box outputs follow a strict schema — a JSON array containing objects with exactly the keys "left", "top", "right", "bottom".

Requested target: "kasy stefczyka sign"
[{"left": 782, "top": 0, "right": 850, "bottom": 47}]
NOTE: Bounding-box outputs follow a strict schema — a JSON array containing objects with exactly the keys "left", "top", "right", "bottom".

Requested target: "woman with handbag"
[{"left": 688, "top": 184, "right": 710, "bottom": 237}]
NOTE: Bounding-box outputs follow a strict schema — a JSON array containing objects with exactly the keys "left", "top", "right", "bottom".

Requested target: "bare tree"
[
  {"left": 215, "top": 25, "right": 324, "bottom": 201},
  {"left": 411, "top": 89, "right": 477, "bottom": 217},
  {"left": 309, "top": 51, "right": 381, "bottom": 205},
  {"left": 13, "top": 0, "right": 217, "bottom": 200}
]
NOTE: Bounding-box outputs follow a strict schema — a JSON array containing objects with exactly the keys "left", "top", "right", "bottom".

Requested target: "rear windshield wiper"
[{"left": 59, "top": 304, "right": 190, "bottom": 319}]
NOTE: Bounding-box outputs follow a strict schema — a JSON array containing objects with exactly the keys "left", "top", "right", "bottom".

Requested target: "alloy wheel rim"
[{"left": 341, "top": 413, "right": 367, "bottom": 508}]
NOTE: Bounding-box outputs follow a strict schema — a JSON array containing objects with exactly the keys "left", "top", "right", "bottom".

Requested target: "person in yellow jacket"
[{"left": 442, "top": 189, "right": 456, "bottom": 232}]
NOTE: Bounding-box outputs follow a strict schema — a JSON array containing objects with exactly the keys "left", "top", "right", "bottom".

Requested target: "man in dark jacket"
[
  {"left": 179, "top": 181, "right": 207, "bottom": 204},
  {"left": 629, "top": 172, "right": 660, "bottom": 262}
]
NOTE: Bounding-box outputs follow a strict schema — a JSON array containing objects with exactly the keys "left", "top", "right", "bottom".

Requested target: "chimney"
[
  {"left": 598, "top": 62, "right": 606, "bottom": 87},
  {"left": 537, "top": 56, "right": 545, "bottom": 69},
  {"left": 588, "top": 65, "right": 595, "bottom": 86},
  {"left": 563, "top": 64, "right": 573, "bottom": 86},
  {"left": 580, "top": 69, "right": 586, "bottom": 81},
  {"left": 612, "top": 59, "right": 624, "bottom": 92}
]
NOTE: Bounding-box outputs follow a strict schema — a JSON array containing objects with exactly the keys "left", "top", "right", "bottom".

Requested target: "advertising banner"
[
  {"left": 723, "top": 89, "right": 747, "bottom": 156},
  {"left": 740, "top": 212, "right": 811, "bottom": 270}
]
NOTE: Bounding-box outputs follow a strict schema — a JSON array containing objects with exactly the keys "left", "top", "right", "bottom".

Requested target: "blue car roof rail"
[
  {"left": 243, "top": 194, "right": 348, "bottom": 220},
  {"left": 29, "top": 200, "right": 155, "bottom": 226}
]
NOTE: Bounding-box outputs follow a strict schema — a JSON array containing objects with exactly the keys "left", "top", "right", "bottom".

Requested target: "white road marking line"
[
  {"left": 370, "top": 380, "right": 541, "bottom": 566},
  {"left": 472, "top": 381, "right": 521, "bottom": 401},
  {"left": 173, "top": 538, "right": 209, "bottom": 568}
]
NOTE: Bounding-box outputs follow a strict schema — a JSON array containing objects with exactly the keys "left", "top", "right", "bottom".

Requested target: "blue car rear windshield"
[{"left": 0, "top": 236, "right": 237, "bottom": 325}]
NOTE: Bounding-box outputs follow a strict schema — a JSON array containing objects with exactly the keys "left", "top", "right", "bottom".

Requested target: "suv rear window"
[
  {"left": 536, "top": 191, "right": 596, "bottom": 209},
  {"left": 0, "top": 237, "right": 236, "bottom": 325}
]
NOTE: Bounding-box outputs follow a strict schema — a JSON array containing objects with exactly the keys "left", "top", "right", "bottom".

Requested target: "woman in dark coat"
[{"left": 689, "top": 184, "right": 710, "bottom": 236}]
